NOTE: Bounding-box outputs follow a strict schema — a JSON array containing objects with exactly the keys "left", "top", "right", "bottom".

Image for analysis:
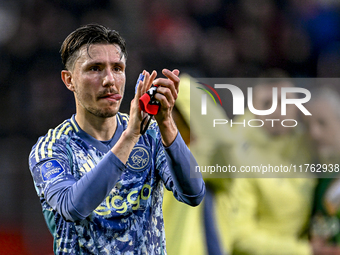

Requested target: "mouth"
[{"left": 99, "top": 93, "right": 122, "bottom": 102}]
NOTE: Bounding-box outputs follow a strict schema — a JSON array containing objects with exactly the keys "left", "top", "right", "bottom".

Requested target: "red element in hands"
[{"left": 139, "top": 84, "right": 160, "bottom": 115}]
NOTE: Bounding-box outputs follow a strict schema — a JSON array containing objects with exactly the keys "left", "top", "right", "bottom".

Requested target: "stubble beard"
[
  {"left": 76, "top": 92, "right": 122, "bottom": 119},
  {"left": 87, "top": 105, "right": 118, "bottom": 118}
]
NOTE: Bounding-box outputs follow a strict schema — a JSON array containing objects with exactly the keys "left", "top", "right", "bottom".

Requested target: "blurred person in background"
[
  {"left": 219, "top": 69, "right": 340, "bottom": 254},
  {"left": 306, "top": 87, "right": 340, "bottom": 250},
  {"left": 28, "top": 24, "right": 205, "bottom": 254}
]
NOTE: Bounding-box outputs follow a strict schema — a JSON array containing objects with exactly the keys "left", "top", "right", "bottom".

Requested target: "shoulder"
[{"left": 29, "top": 118, "right": 78, "bottom": 168}]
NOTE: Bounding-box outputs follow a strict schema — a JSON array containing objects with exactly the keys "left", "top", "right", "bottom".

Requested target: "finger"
[
  {"left": 148, "top": 70, "right": 157, "bottom": 90},
  {"left": 135, "top": 70, "right": 146, "bottom": 99},
  {"left": 172, "top": 69, "right": 180, "bottom": 93},
  {"left": 141, "top": 70, "right": 157, "bottom": 95},
  {"left": 141, "top": 70, "right": 150, "bottom": 96},
  {"left": 154, "top": 87, "right": 175, "bottom": 109},
  {"left": 162, "top": 69, "right": 180, "bottom": 92},
  {"left": 132, "top": 80, "right": 143, "bottom": 116},
  {"left": 154, "top": 78, "right": 178, "bottom": 101},
  {"left": 172, "top": 69, "right": 180, "bottom": 76},
  {"left": 135, "top": 80, "right": 143, "bottom": 99},
  {"left": 153, "top": 69, "right": 179, "bottom": 97}
]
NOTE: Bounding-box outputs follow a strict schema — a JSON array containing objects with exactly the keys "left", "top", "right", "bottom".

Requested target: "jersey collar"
[{"left": 71, "top": 114, "right": 124, "bottom": 153}]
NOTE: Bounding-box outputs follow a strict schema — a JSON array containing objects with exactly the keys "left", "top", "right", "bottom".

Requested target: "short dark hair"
[{"left": 60, "top": 24, "right": 127, "bottom": 70}]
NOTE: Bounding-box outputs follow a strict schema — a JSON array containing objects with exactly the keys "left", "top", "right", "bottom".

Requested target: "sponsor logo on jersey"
[
  {"left": 127, "top": 145, "right": 151, "bottom": 171},
  {"left": 40, "top": 160, "right": 65, "bottom": 182},
  {"left": 94, "top": 183, "right": 152, "bottom": 215}
]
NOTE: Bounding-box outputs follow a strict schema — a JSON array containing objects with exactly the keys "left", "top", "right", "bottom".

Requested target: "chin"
[
  {"left": 89, "top": 108, "right": 119, "bottom": 118},
  {"left": 101, "top": 109, "right": 119, "bottom": 118}
]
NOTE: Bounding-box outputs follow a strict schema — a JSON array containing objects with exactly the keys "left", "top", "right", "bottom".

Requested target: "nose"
[{"left": 103, "top": 68, "right": 115, "bottom": 87}]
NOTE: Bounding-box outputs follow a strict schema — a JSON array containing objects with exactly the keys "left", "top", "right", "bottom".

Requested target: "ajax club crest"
[{"left": 127, "top": 146, "right": 151, "bottom": 171}]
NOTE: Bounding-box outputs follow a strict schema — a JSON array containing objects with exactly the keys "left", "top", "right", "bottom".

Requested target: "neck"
[{"left": 75, "top": 111, "right": 118, "bottom": 141}]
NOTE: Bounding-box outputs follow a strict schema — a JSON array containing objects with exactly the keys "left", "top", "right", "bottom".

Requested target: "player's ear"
[{"left": 61, "top": 70, "right": 75, "bottom": 92}]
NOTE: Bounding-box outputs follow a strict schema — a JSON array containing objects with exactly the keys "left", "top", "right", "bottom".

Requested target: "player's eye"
[
  {"left": 90, "top": 66, "right": 101, "bottom": 71},
  {"left": 113, "top": 66, "right": 123, "bottom": 72}
]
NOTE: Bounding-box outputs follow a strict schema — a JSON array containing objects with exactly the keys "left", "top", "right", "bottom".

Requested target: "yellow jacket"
[{"left": 221, "top": 112, "right": 316, "bottom": 255}]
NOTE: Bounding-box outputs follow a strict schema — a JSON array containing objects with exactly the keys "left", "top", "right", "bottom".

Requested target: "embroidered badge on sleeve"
[{"left": 40, "top": 160, "right": 65, "bottom": 182}]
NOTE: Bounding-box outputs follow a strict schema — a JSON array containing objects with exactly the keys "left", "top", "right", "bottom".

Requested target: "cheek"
[
  {"left": 121, "top": 83, "right": 126, "bottom": 95},
  {"left": 117, "top": 75, "right": 126, "bottom": 88},
  {"left": 81, "top": 90, "right": 94, "bottom": 102},
  {"left": 117, "top": 76, "right": 126, "bottom": 94},
  {"left": 74, "top": 82, "right": 95, "bottom": 102}
]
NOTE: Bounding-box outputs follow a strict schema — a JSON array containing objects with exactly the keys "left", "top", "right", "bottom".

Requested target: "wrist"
[
  {"left": 158, "top": 118, "right": 178, "bottom": 147},
  {"left": 123, "top": 128, "right": 141, "bottom": 144},
  {"left": 111, "top": 129, "right": 140, "bottom": 164}
]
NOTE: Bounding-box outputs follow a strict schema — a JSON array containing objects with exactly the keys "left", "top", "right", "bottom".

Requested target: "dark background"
[{"left": 1, "top": 0, "right": 340, "bottom": 254}]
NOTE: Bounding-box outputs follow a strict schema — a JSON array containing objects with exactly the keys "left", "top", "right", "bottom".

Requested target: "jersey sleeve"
[
  {"left": 152, "top": 126, "right": 205, "bottom": 207},
  {"left": 29, "top": 135, "right": 74, "bottom": 198},
  {"left": 29, "top": 135, "right": 126, "bottom": 222}
]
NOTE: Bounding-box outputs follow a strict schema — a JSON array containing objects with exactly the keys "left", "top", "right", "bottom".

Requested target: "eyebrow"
[{"left": 86, "top": 60, "right": 126, "bottom": 66}]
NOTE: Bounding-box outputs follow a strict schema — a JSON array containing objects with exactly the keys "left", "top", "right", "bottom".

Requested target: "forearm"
[
  {"left": 164, "top": 132, "right": 205, "bottom": 206},
  {"left": 46, "top": 151, "right": 126, "bottom": 221}
]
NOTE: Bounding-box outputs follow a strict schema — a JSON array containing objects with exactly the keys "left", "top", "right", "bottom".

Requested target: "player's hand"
[
  {"left": 127, "top": 70, "right": 157, "bottom": 139},
  {"left": 153, "top": 69, "right": 180, "bottom": 146}
]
